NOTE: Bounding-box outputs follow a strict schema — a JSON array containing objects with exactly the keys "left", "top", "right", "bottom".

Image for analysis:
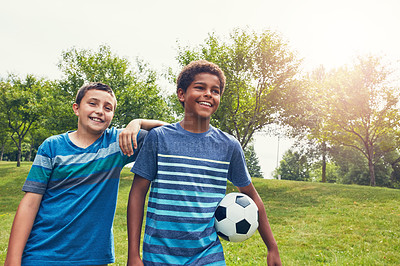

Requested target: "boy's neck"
[
  {"left": 68, "top": 130, "right": 103, "bottom": 148},
  {"left": 180, "top": 115, "right": 210, "bottom": 133}
]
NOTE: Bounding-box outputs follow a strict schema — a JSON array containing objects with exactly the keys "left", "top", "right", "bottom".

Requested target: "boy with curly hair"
[{"left": 125, "top": 61, "right": 281, "bottom": 265}]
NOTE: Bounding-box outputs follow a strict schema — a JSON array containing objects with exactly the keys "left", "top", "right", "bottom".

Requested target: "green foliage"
[
  {"left": 274, "top": 144, "right": 395, "bottom": 187},
  {"left": 309, "top": 161, "right": 340, "bottom": 183},
  {"left": 0, "top": 75, "right": 52, "bottom": 166},
  {"left": 244, "top": 144, "right": 263, "bottom": 178},
  {"left": 41, "top": 81, "right": 77, "bottom": 134},
  {"left": 331, "top": 145, "right": 393, "bottom": 187},
  {"left": 283, "top": 56, "right": 400, "bottom": 187},
  {"left": 1, "top": 163, "right": 399, "bottom": 265},
  {"left": 175, "top": 28, "right": 301, "bottom": 149},
  {"left": 322, "top": 56, "right": 400, "bottom": 186},
  {"left": 58, "top": 45, "right": 134, "bottom": 96},
  {"left": 275, "top": 149, "right": 311, "bottom": 181},
  {"left": 58, "top": 45, "right": 174, "bottom": 127}
]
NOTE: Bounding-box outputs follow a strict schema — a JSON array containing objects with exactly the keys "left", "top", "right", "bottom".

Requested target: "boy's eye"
[{"left": 105, "top": 106, "right": 112, "bottom": 111}]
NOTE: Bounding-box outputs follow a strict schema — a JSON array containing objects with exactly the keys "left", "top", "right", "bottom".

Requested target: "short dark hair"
[
  {"left": 176, "top": 60, "right": 226, "bottom": 95},
  {"left": 75, "top": 82, "right": 117, "bottom": 109}
]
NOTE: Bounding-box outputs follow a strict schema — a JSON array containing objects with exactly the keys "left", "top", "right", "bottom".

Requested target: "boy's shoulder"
[
  {"left": 42, "top": 132, "right": 69, "bottom": 145},
  {"left": 208, "top": 126, "right": 243, "bottom": 149},
  {"left": 151, "top": 123, "right": 238, "bottom": 141},
  {"left": 211, "top": 126, "right": 238, "bottom": 141},
  {"left": 147, "top": 123, "right": 178, "bottom": 135}
]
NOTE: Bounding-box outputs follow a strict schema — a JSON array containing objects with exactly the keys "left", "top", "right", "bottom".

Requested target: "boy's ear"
[
  {"left": 177, "top": 88, "right": 185, "bottom": 104},
  {"left": 72, "top": 103, "right": 79, "bottom": 116}
]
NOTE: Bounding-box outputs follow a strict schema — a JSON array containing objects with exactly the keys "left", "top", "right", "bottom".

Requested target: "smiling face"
[
  {"left": 177, "top": 72, "right": 221, "bottom": 122},
  {"left": 72, "top": 89, "right": 116, "bottom": 136}
]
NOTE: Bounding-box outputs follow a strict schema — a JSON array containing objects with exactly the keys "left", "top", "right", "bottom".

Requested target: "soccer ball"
[{"left": 214, "top": 192, "right": 259, "bottom": 242}]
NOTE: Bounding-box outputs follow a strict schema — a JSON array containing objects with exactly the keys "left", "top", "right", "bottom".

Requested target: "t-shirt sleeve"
[
  {"left": 130, "top": 129, "right": 158, "bottom": 181},
  {"left": 22, "top": 140, "right": 53, "bottom": 194},
  {"left": 130, "top": 129, "right": 148, "bottom": 162},
  {"left": 227, "top": 139, "right": 252, "bottom": 188}
]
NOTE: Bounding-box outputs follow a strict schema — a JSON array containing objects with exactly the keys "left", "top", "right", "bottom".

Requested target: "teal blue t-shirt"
[
  {"left": 131, "top": 123, "right": 251, "bottom": 265},
  {"left": 22, "top": 127, "right": 146, "bottom": 266}
]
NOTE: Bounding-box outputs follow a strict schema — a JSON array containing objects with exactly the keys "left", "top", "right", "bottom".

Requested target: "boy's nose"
[
  {"left": 95, "top": 106, "right": 104, "bottom": 114},
  {"left": 204, "top": 89, "right": 212, "bottom": 97}
]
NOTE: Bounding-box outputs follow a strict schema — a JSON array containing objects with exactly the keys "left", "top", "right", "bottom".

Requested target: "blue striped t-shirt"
[
  {"left": 21, "top": 127, "right": 146, "bottom": 266},
  {"left": 131, "top": 123, "right": 251, "bottom": 265}
]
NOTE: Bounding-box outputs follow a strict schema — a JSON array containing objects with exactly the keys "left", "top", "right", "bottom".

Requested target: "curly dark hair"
[
  {"left": 75, "top": 82, "right": 117, "bottom": 109},
  {"left": 176, "top": 60, "right": 226, "bottom": 96}
]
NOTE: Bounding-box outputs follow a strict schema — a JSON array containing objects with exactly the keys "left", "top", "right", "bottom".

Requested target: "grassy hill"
[{"left": 0, "top": 161, "right": 399, "bottom": 265}]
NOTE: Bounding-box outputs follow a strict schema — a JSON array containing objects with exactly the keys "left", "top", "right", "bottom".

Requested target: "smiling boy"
[
  {"left": 5, "top": 82, "right": 165, "bottom": 266},
  {"left": 125, "top": 60, "right": 281, "bottom": 265}
]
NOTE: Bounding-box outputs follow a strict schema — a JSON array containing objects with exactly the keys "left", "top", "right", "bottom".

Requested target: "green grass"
[{"left": 1, "top": 161, "right": 399, "bottom": 265}]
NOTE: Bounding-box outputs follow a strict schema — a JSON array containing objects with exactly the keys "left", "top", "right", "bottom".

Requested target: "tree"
[
  {"left": 0, "top": 128, "right": 12, "bottom": 161},
  {"left": 175, "top": 28, "right": 301, "bottom": 149},
  {"left": 58, "top": 45, "right": 173, "bottom": 127},
  {"left": 274, "top": 149, "right": 311, "bottom": 181},
  {"left": 330, "top": 145, "right": 392, "bottom": 186},
  {"left": 323, "top": 56, "right": 400, "bottom": 186},
  {"left": 0, "top": 75, "right": 51, "bottom": 166},
  {"left": 244, "top": 144, "right": 263, "bottom": 178},
  {"left": 281, "top": 66, "right": 332, "bottom": 183}
]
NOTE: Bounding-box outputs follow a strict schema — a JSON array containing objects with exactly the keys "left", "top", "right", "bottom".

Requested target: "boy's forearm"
[
  {"left": 254, "top": 196, "right": 279, "bottom": 251},
  {"left": 238, "top": 184, "right": 281, "bottom": 265},
  {"left": 127, "top": 194, "right": 144, "bottom": 261},
  {"left": 131, "top": 119, "right": 168, "bottom": 131},
  {"left": 120, "top": 119, "right": 167, "bottom": 156},
  {"left": 127, "top": 175, "right": 150, "bottom": 264},
  {"left": 140, "top": 119, "right": 168, "bottom": 130},
  {"left": 5, "top": 193, "right": 42, "bottom": 265}
]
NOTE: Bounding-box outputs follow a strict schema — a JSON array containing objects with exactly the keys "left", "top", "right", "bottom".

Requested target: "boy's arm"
[
  {"left": 119, "top": 119, "right": 168, "bottom": 156},
  {"left": 127, "top": 174, "right": 151, "bottom": 266},
  {"left": 5, "top": 192, "right": 43, "bottom": 266},
  {"left": 238, "top": 184, "right": 282, "bottom": 266}
]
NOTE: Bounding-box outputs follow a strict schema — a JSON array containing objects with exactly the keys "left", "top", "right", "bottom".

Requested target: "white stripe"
[
  {"left": 158, "top": 153, "right": 229, "bottom": 165},
  {"left": 158, "top": 162, "right": 228, "bottom": 173},
  {"left": 158, "top": 171, "right": 226, "bottom": 182},
  {"left": 155, "top": 179, "right": 226, "bottom": 189},
  {"left": 148, "top": 197, "right": 217, "bottom": 208},
  {"left": 147, "top": 207, "right": 214, "bottom": 218},
  {"left": 53, "top": 142, "right": 120, "bottom": 167},
  {"left": 151, "top": 187, "right": 224, "bottom": 198},
  {"left": 32, "top": 154, "right": 52, "bottom": 169}
]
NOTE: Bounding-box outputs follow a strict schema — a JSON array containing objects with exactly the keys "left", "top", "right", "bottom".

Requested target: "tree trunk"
[
  {"left": 17, "top": 139, "right": 22, "bottom": 167},
  {"left": 367, "top": 145, "right": 375, "bottom": 186},
  {"left": 368, "top": 159, "right": 376, "bottom": 186},
  {"left": 321, "top": 141, "right": 327, "bottom": 183},
  {"left": 0, "top": 142, "right": 4, "bottom": 161}
]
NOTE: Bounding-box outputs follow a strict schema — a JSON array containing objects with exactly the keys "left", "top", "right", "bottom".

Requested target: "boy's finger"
[
  {"left": 119, "top": 134, "right": 127, "bottom": 155},
  {"left": 126, "top": 135, "right": 134, "bottom": 156},
  {"left": 132, "top": 133, "right": 138, "bottom": 150}
]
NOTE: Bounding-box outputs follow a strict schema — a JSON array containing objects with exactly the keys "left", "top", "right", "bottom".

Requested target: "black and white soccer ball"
[{"left": 214, "top": 192, "right": 259, "bottom": 242}]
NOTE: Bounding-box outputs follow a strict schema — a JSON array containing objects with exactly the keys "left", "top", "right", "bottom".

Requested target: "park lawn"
[{"left": 1, "top": 161, "right": 399, "bottom": 265}]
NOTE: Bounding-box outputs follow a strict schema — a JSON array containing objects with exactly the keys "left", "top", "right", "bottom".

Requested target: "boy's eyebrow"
[
  {"left": 193, "top": 81, "right": 220, "bottom": 88},
  {"left": 88, "top": 97, "right": 115, "bottom": 106}
]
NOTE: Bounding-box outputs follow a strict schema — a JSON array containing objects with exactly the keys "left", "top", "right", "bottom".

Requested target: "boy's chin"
[{"left": 89, "top": 125, "right": 110, "bottom": 134}]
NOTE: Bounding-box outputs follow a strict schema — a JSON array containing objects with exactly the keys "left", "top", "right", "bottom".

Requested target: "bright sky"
[{"left": 1, "top": 0, "right": 400, "bottom": 177}]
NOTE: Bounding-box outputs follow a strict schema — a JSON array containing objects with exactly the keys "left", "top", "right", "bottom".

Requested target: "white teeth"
[
  {"left": 199, "top": 102, "right": 211, "bottom": 107},
  {"left": 91, "top": 117, "right": 102, "bottom": 122}
]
